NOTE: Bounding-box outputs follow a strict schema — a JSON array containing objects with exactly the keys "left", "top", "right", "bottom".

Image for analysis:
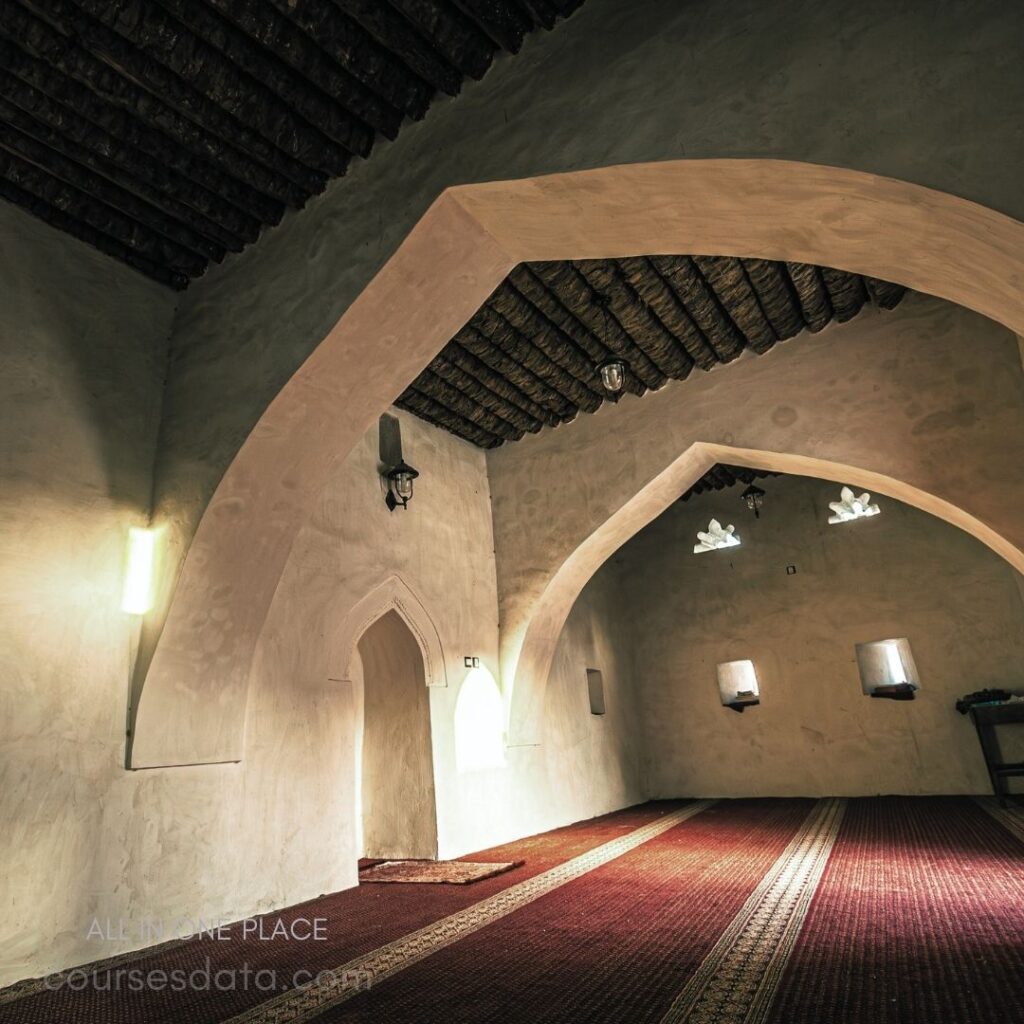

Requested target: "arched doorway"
[{"left": 353, "top": 610, "right": 438, "bottom": 860}]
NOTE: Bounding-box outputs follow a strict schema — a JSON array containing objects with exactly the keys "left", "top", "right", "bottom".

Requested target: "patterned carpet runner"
[
  {"left": 658, "top": 797, "right": 846, "bottom": 1024},
  {"left": 223, "top": 801, "right": 716, "bottom": 1023}
]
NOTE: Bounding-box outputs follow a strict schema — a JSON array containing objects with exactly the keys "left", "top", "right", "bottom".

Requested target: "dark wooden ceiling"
[
  {"left": 396, "top": 256, "right": 908, "bottom": 448},
  {"left": 0, "top": 0, "right": 584, "bottom": 288},
  {"left": 679, "top": 464, "right": 779, "bottom": 504}
]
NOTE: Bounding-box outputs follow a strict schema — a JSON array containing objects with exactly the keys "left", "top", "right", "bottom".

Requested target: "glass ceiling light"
[
  {"left": 694, "top": 519, "right": 741, "bottom": 554},
  {"left": 740, "top": 483, "right": 766, "bottom": 518},
  {"left": 597, "top": 358, "right": 626, "bottom": 395},
  {"left": 828, "top": 486, "right": 880, "bottom": 524},
  {"left": 384, "top": 458, "right": 419, "bottom": 511}
]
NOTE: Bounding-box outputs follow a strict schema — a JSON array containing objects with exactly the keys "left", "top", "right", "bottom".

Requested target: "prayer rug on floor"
[{"left": 358, "top": 860, "right": 524, "bottom": 884}]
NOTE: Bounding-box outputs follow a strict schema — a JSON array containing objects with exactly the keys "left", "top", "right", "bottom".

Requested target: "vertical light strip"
[{"left": 121, "top": 527, "right": 158, "bottom": 614}]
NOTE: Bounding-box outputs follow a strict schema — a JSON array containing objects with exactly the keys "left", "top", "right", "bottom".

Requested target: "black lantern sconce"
[
  {"left": 384, "top": 459, "right": 419, "bottom": 511},
  {"left": 597, "top": 358, "right": 626, "bottom": 396},
  {"left": 740, "top": 483, "right": 766, "bottom": 518}
]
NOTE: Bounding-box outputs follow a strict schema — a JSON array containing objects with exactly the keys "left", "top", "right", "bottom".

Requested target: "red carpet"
[
  {"left": 765, "top": 797, "right": 1024, "bottom": 1024},
  {"left": 1, "top": 797, "right": 1022, "bottom": 1024},
  {"left": 312, "top": 798, "right": 812, "bottom": 1024}
]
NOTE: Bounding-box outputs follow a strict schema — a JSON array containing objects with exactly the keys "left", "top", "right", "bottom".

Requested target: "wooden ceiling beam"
[
  {"left": 443, "top": 342, "right": 562, "bottom": 427},
  {"left": 577, "top": 258, "right": 695, "bottom": 380},
  {"left": 488, "top": 280, "right": 607, "bottom": 392},
  {"left": 0, "top": 173, "right": 188, "bottom": 287},
  {"left": 741, "top": 258, "right": 804, "bottom": 340},
  {"left": 395, "top": 388, "right": 505, "bottom": 447},
  {"left": 648, "top": 256, "right": 747, "bottom": 363},
  {"left": 0, "top": 147, "right": 208, "bottom": 276},
  {"left": 57, "top": 0, "right": 363, "bottom": 167},
  {"left": 455, "top": 325, "right": 578, "bottom": 419},
  {"left": 506, "top": 265, "right": 646, "bottom": 396},
  {"left": 263, "top": 0, "right": 430, "bottom": 123},
  {"left": 864, "top": 277, "right": 907, "bottom": 310},
  {"left": 820, "top": 266, "right": 868, "bottom": 322},
  {"left": 449, "top": 0, "right": 531, "bottom": 53},
  {"left": 784, "top": 262, "right": 834, "bottom": 332},
  {"left": 0, "top": 65, "right": 258, "bottom": 248},
  {"left": 430, "top": 354, "right": 545, "bottom": 432},
  {"left": 530, "top": 261, "right": 667, "bottom": 390},
  {"left": 410, "top": 368, "right": 526, "bottom": 440},
  {"left": 384, "top": 0, "right": 495, "bottom": 79},
  {"left": 159, "top": 0, "right": 403, "bottom": 143},
  {"left": 5, "top": 0, "right": 318, "bottom": 204},
  {"left": 471, "top": 303, "right": 603, "bottom": 412},
  {"left": 0, "top": 115, "right": 225, "bottom": 263},
  {"left": 0, "top": 37, "right": 282, "bottom": 227},
  {"left": 335, "top": 0, "right": 463, "bottom": 95},
  {"left": 617, "top": 255, "right": 720, "bottom": 371},
  {"left": 693, "top": 256, "right": 777, "bottom": 355}
]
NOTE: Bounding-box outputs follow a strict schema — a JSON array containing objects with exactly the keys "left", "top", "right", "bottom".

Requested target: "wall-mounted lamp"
[
  {"left": 828, "top": 486, "right": 880, "bottom": 524},
  {"left": 740, "top": 483, "right": 765, "bottom": 518},
  {"left": 597, "top": 358, "right": 626, "bottom": 395},
  {"left": 121, "top": 526, "right": 159, "bottom": 614},
  {"left": 384, "top": 459, "right": 419, "bottom": 511},
  {"left": 694, "top": 519, "right": 740, "bottom": 554}
]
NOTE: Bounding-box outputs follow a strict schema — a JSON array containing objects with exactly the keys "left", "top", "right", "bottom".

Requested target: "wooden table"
[{"left": 969, "top": 702, "right": 1024, "bottom": 805}]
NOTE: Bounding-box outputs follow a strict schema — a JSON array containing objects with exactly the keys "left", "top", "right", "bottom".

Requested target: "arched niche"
[
  {"left": 503, "top": 442, "right": 1024, "bottom": 747},
  {"left": 129, "top": 159, "right": 1024, "bottom": 768},
  {"left": 328, "top": 574, "right": 448, "bottom": 692}
]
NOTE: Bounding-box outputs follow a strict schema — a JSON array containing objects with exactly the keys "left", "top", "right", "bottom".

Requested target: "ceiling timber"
[
  {"left": 0, "top": 0, "right": 585, "bottom": 288},
  {"left": 396, "top": 255, "right": 908, "bottom": 448}
]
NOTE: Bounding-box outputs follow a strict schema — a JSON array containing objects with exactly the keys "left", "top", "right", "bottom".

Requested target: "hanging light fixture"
[
  {"left": 740, "top": 483, "right": 766, "bottom": 518},
  {"left": 597, "top": 358, "right": 625, "bottom": 395},
  {"left": 384, "top": 458, "right": 419, "bottom": 511}
]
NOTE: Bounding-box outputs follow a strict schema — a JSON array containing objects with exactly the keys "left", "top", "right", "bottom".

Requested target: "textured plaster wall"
[
  {"left": 152, "top": 0, "right": 1024, "bottom": 581},
  {"left": 612, "top": 475, "right": 1024, "bottom": 797},
  {"left": 0, "top": 204, "right": 176, "bottom": 981},
  {"left": 487, "top": 295, "right": 1024, "bottom": 741},
  {"left": 0, "top": 397, "right": 642, "bottom": 984}
]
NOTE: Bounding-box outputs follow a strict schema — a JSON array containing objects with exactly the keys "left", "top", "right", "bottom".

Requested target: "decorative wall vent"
[
  {"left": 694, "top": 519, "right": 741, "bottom": 554},
  {"left": 828, "top": 486, "right": 880, "bottom": 524}
]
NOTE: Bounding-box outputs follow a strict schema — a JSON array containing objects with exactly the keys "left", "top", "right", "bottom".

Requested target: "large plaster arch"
[
  {"left": 130, "top": 159, "right": 1024, "bottom": 768},
  {"left": 328, "top": 574, "right": 448, "bottom": 691},
  {"left": 505, "top": 443, "right": 1024, "bottom": 747}
]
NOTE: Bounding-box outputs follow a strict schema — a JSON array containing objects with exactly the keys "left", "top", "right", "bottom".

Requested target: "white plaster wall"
[
  {"left": 613, "top": 475, "right": 1024, "bottom": 797},
  {"left": 0, "top": 203, "right": 177, "bottom": 982}
]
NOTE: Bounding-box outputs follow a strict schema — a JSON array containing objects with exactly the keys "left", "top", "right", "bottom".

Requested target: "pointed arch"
[
  {"left": 330, "top": 575, "right": 448, "bottom": 690},
  {"left": 129, "top": 159, "right": 1024, "bottom": 768},
  {"left": 505, "top": 442, "right": 1024, "bottom": 747}
]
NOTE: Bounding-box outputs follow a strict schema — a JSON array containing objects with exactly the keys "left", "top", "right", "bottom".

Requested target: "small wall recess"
[
  {"left": 717, "top": 660, "right": 760, "bottom": 713},
  {"left": 464, "top": 656, "right": 480, "bottom": 669},
  {"left": 855, "top": 638, "right": 919, "bottom": 699},
  {"left": 586, "top": 669, "right": 606, "bottom": 716}
]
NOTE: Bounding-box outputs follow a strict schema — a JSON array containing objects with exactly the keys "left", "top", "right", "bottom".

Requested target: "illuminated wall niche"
[
  {"left": 717, "top": 660, "right": 760, "bottom": 712},
  {"left": 855, "top": 638, "right": 919, "bottom": 698}
]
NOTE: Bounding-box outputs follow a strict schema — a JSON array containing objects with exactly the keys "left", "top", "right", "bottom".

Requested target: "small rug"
[{"left": 359, "top": 859, "right": 524, "bottom": 884}]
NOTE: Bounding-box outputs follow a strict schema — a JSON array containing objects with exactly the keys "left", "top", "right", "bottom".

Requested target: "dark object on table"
[
  {"left": 955, "top": 688, "right": 1011, "bottom": 714},
  {"left": 870, "top": 683, "right": 916, "bottom": 700},
  {"left": 725, "top": 698, "right": 760, "bottom": 713},
  {"left": 968, "top": 702, "right": 1024, "bottom": 805}
]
